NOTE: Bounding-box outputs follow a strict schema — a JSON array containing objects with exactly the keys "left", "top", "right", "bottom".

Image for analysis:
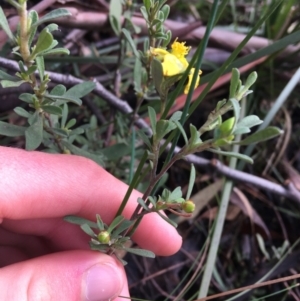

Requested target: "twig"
[{"left": 0, "top": 57, "right": 151, "bottom": 135}]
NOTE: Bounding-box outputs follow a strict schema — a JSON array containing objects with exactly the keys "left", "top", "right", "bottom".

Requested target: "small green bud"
[
  {"left": 181, "top": 200, "right": 195, "bottom": 213},
  {"left": 63, "top": 149, "right": 71, "bottom": 154},
  {"left": 219, "top": 117, "right": 235, "bottom": 137},
  {"left": 97, "top": 231, "right": 110, "bottom": 244}
]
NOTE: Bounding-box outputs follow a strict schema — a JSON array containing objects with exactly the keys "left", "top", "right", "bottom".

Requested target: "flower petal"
[
  {"left": 162, "top": 54, "right": 186, "bottom": 76},
  {"left": 184, "top": 68, "right": 202, "bottom": 94}
]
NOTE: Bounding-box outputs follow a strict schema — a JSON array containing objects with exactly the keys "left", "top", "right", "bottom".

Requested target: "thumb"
[{"left": 0, "top": 250, "right": 128, "bottom": 301}]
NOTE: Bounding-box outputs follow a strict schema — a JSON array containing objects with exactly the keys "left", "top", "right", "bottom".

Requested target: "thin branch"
[{"left": 0, "top": 57, "right": 151, "bottom": 135}]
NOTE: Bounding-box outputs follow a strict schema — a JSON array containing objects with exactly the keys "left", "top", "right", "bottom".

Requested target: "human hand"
[{"left": 0, "top": 146, "right": 182, "bottom": 301}]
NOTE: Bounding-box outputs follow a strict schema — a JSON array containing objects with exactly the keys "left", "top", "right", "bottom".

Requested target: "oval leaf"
[
  {"left": 237, "top": 126, "right": 282, "bottom": 146},
  {"left": 123, "top": 247, "right": 155, "bottom": 258},
  {"left": 33, "top": 29, "right": 54, "bottom": 55},
  {"left": 0, "top": 121, "right": 26, "bottom": 137},
  {"left": 237, "top": 115, "right": 263, "bottom": 128},
  {"left": 33, "top": 8, "right": 72, "bottom": 26},
  {"left": 25, "top": 114, "right": 43, "bottom": 150},
  {"left": 209, "top": 148, "right": 254, "bottom": 164}
]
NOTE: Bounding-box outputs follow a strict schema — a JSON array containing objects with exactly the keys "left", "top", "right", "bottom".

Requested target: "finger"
[
  {"left": 0, "top": 147, "right": 182, "bottom": 255},
  {"left": 0, "top": 250, "right": 127, "bottom": 301}
]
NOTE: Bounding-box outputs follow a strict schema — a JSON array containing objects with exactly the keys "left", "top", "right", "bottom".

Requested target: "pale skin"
[{"left": 0, "top": 146, "right": 182, "bottom": 301}]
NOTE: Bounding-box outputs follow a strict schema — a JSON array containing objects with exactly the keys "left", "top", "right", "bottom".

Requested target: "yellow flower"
[
  {"left": 171, "top": 38, "right": 190, "bottom": 68},
  {"left": 184, "top": 68, "right": 202, "bottom": 94},
  {"left": 151, "top": 39, "right": 202, "bottom": 94},
  {"left": 161, "top": 53, "right": 186, "bottom": 76}
]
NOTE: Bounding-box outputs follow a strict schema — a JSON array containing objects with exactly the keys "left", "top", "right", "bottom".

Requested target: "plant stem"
[{"left": 18, "top": 2, "right": 30, "bottom": 63}]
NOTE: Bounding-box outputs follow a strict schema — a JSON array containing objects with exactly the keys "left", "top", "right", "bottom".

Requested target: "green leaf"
[
  {"left": 162, "top": 30, "right": 172, "bottom": 48},
  {"left": 186, "top": 164, "right": 195, "bottom": 200},
  {"left": 0, "top": 7, "right": 14, "bottom": 40},
  {"left": 18, "top": 61, "right": 26, "bottom": 73},
  {"left": 137, "top": 197, "right": 151, "bottom": 211},
  {"left": 61, "top": 141, "right": 105, "bottom": 166},
  {"left": 61, "top": 103, "right": 68, "bottom": 128},
  {"left": 218, "top": 117, "right": 236, "bottom": 138},
  {"left": 64, "top": 215, "right": 98, "bottom": 228},
  {"left": 151, "top": 58, "right": 164, "bottom": 95},
  {"left": 32, "top": 28, "right": 54, "bottom": 56},
  {"left": 143, "top": 0, "right": 151, "bottom": 12},
  {"left": 41, "top": 105, "right": 63, "bottom": 116},
  {"left": 36, "top": 56, "right": 45, "bottom": 80},
  {"left": 101, "top": 143, "right": 131, "bottom": 161},
  {"left": 50, "top": 127, "right": 69, "bottom": 138},
  {"left": 169, "top": 111, "right": 182, "bottom": 122},
  {"left": 229, "top": 98, "right": 240, "bottom": 125},
  {"left": 107, "top": 216, "right": 125, "bottom": 234},
  {"left": 124, "top": 16, "right": 141, "bottom": 34},
  {"left": 137, "top": 129, "right": 152, "bottom": 149},
  {"left": 229, "top": 68, "right": 240, "bottom": 98},
  {"left": 41, "top": 47, "right": 70, "bottom": 57},
  {"left": 0, "top": 121, "right": 26, "bottom": 137},
  {"left": 154, "top": 32, "right": 168, "bottom": 40},
  {"left": 156, "top": 120, "right": 176, "bottom": 142},
  {"left": 81, "top": 223, "right": 96, "bottom": 237},
  {"left": 25, "top": 65, "right": 37, "bottom": 76},
  {"left": 161, "top": 4, "right": 170, "bottom": 21},
  {"left": 161, "top": 188, "right": 170, "bottom": 201},
  {"left": 112, "top": 219, "right": 134, "bottom": 236},
  {"left": 208, "top": 148, "right": 254, "bottom": 164},
  {"left": 14, "top": 107, "right": 31, "bottom": 118},
  {"left": 237, "top": 115, "right": 263, "bottom": 128},
  {"left": 50, "top": 84, "right": 66, "bottom": 96},
  {"left": 32, "top": 8, "right": 72, "bottom": 26},
  {"left": 233, "top": 127, "right": 251, "bottom": 135},
  {"left": 122, "top": 28, "right": 140, "bottom": 58},
  {"left": 148, "top": 106, "right": 157, "bottom": 136},
  {"left": 109, "top": 0, "right": 122, "bottom": 36},
  {"left": 69, "top": 127, "right": 84, "bottom": 136},
  {"left": 0, "top": 70, "right": 18, "bottom": 81},
  {"left": 19, "top": 93, "right": 34, "bottom": 104},
  {"left": 189, "top": 124, "right": 202, "bottom": 147},
  {"left": 245, "top": 71, "right": 258, "bottom": 89},
  {"left": 173, "top": 120, "right": 188, "bottom": 145},
  {"left": 46, "top": 94, "right": 82, "bottom": 106},
  {"left": 123, "top": 247, "right": 155, "bottom": 258},
  {"left": 1, "top": 79, "right": 26, "bottom": 88},
  {"left": 45, "top": 23, "right": 59, "bottom": 32},
  {"left": 237, "top": 126, "right": 283, "bottom": 146},
  {"left": 65, "top": 81, "right": 95, "bottom": 98},
  {"left": 28, "top": 10, "right": 39, "bottom": 46},
  {"left": 96, "top": 214, "right": 105, "bottom": 231},
  {"left": 152, "top": 19, "right": 162, "bottom": 27},
  {"left": 25, "top": 114, "right": 43, "bottom": 150},
  {"left": 133, "top": 58, "right": 142, "bottom": 92},
  {"left": 157, "top": 11, "right": 165, "bottom": 22},
  {"left": 140, "top": 6, "right": 149, "bottom": 22},
  {"left": 156, "top": 210, "right": 178, "bottom": 227},
  {"left": 65, "top": 118, "right": 76, "bottom": 129},
  {"left": 169, "top": 187, "right": 182, "bottom": 201}
]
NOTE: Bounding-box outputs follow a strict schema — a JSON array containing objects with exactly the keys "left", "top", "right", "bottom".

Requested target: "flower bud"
[
  {"left": 97, "top": 231, "right": 110, "bottom": 244},
  {"left": 181, "top": 200, "right": 195, "bottom": 213},
  {"left": 219, "top": 117, "right": 235, "bottom": 137}
]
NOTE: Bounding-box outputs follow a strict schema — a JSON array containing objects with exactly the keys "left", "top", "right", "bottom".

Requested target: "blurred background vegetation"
[{"left": 1, "top": 0, "right": 300, "bottom": 300}]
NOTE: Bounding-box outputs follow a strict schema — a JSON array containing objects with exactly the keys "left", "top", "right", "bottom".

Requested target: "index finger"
[{"left": 0, "top": 146, "right": 182, "bottom": 255}]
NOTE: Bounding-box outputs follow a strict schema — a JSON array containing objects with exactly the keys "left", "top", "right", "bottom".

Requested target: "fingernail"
[{"left": 84, "top": 263, "right": 121, "bottom": 301}]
